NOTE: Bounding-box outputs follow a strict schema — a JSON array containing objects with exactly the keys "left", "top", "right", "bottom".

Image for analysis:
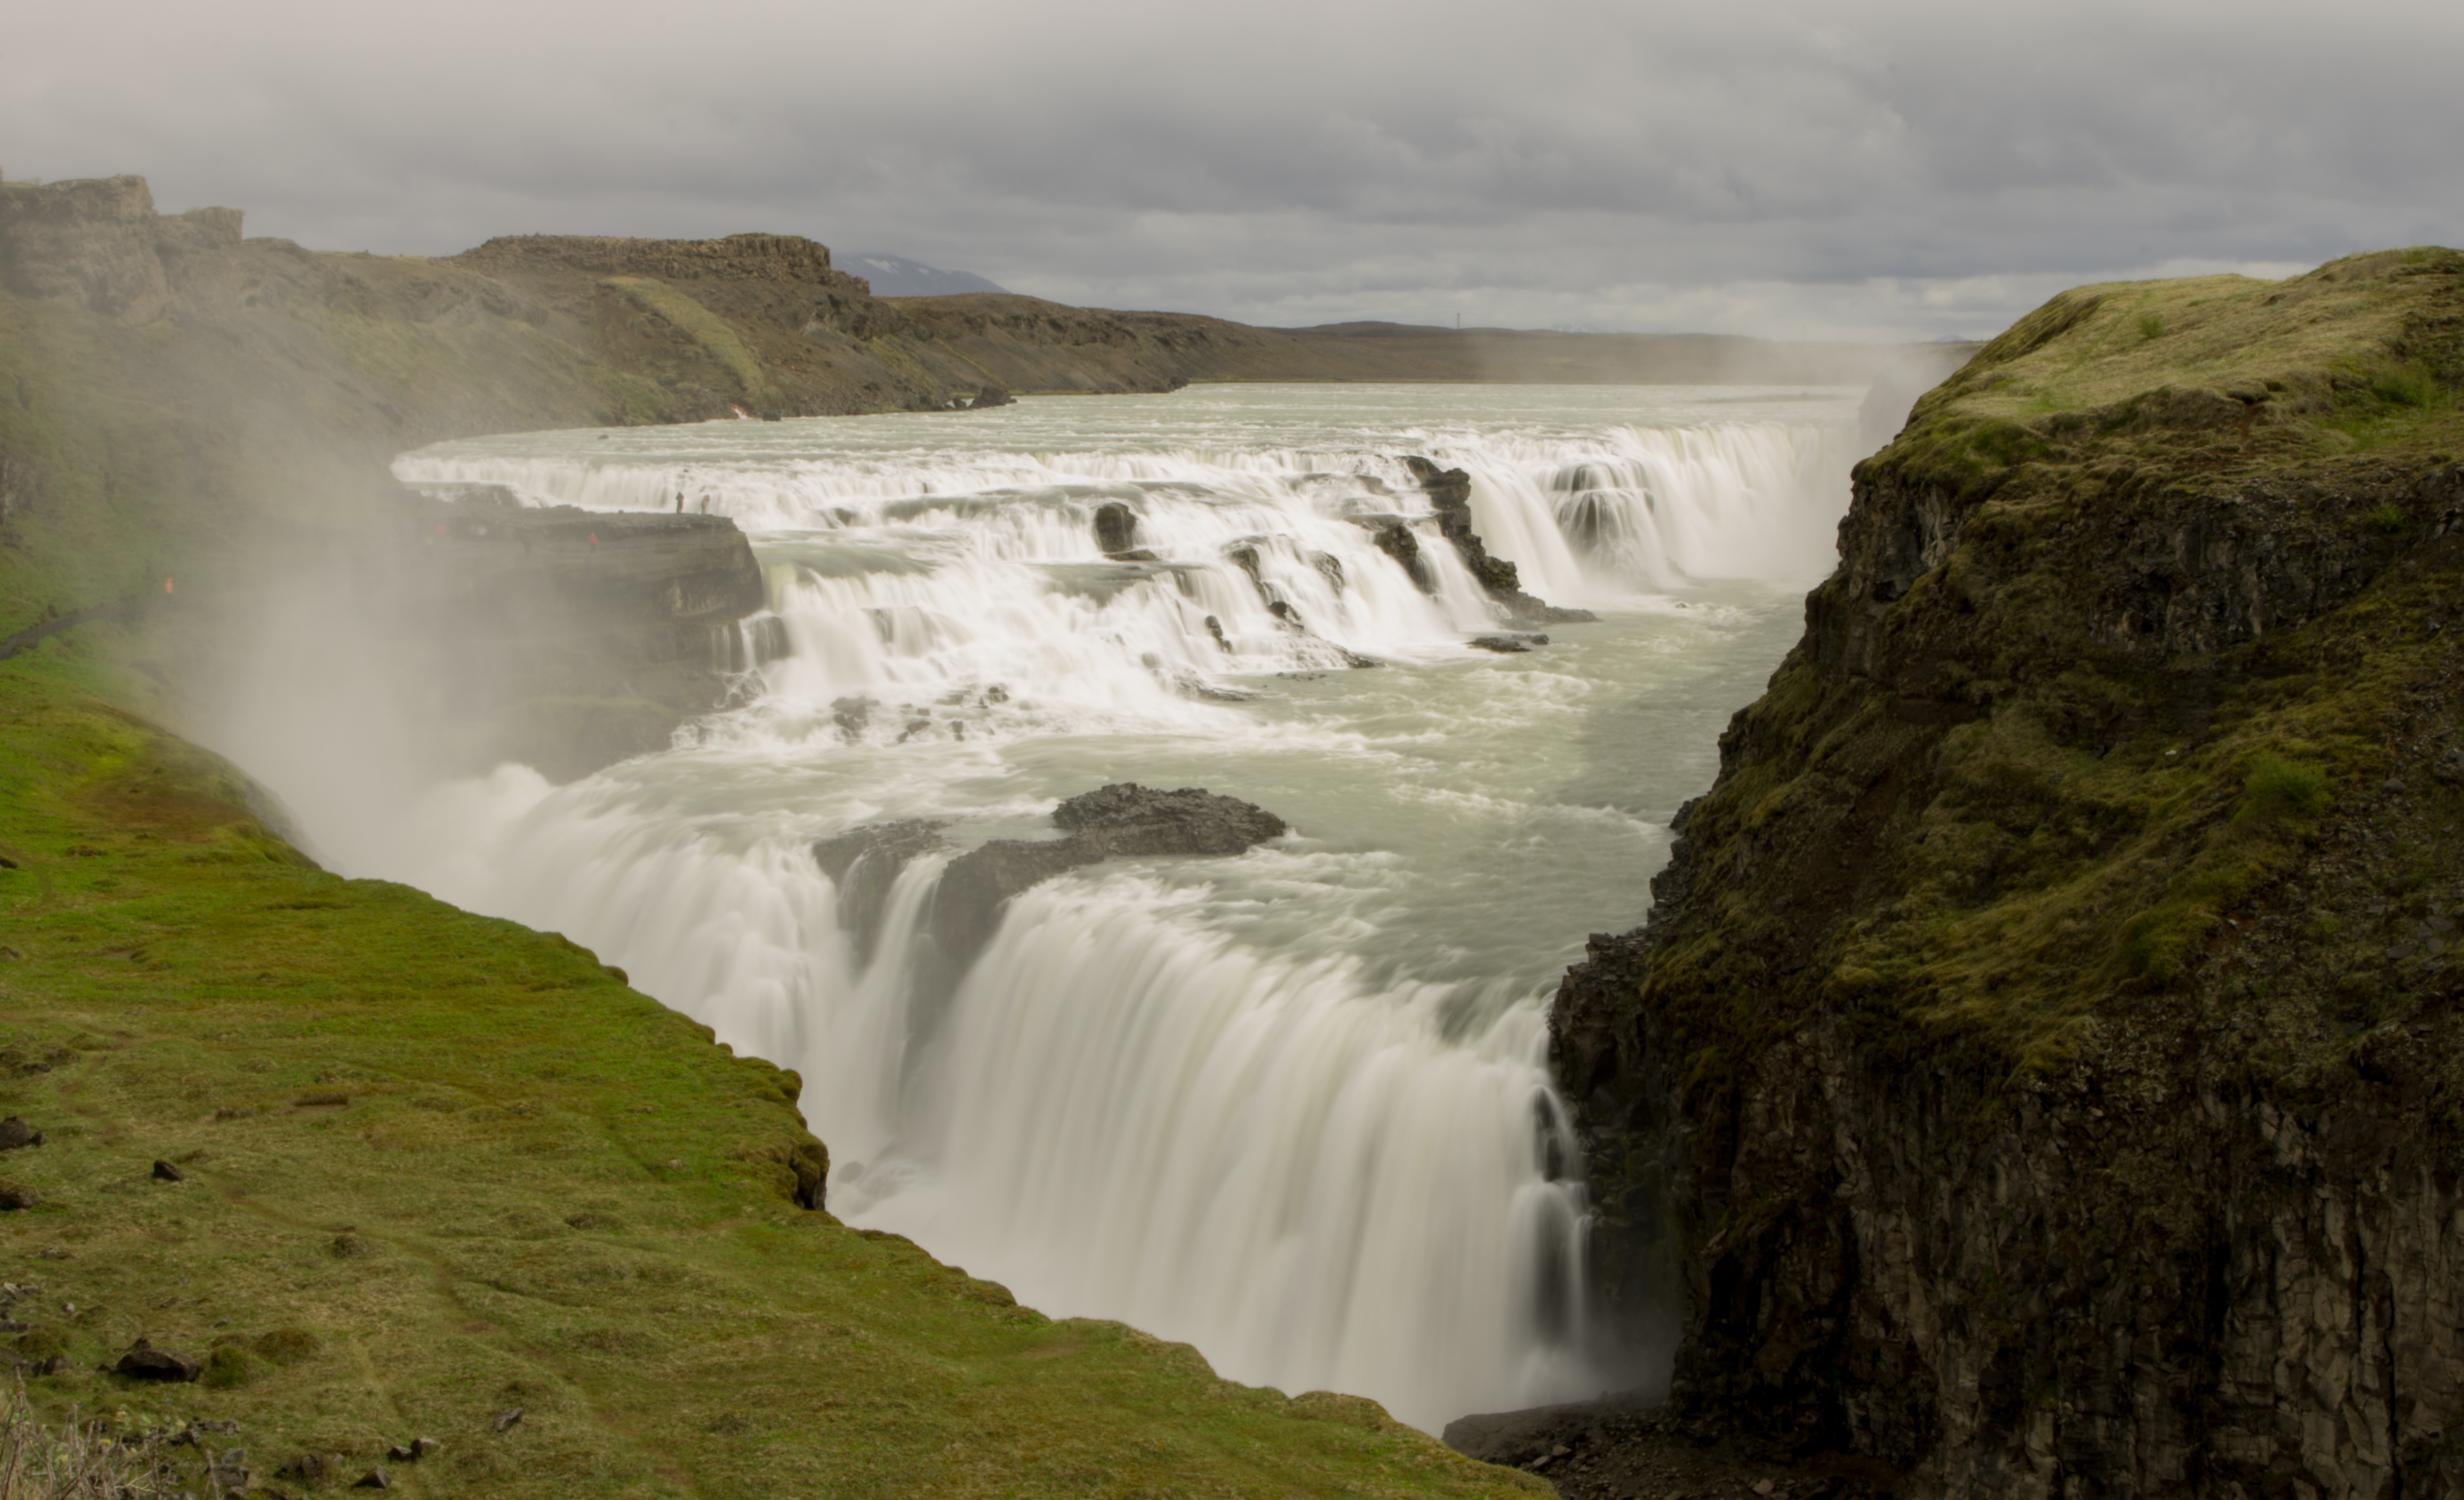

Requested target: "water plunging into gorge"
[{"left": 225, "top": 384, "right": 1858, "bottom": 1431}]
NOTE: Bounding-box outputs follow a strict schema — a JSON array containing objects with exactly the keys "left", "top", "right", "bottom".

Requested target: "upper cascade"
[{"left": 393, "top": 403, "right": 1858, "bottom": 764}]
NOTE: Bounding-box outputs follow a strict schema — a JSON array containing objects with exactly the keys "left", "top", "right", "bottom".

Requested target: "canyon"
[{"left": 5, "top": 167, "right": 2460, "bottom": 1500}]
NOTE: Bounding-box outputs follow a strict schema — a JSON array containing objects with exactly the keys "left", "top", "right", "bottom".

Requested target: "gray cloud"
[{"left": 6, "top": 0, "right": 2457, "bottom": 338}]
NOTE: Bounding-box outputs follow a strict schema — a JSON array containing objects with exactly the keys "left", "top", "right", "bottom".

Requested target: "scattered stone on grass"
[
  {"left": 0, "top": 1117, "right": 42, "bottom": 1150},
  {"left": 115, "top": 1339, "right": 201, "bottom": 1381},
  {"left": 0, "top": 1183, "right": 37, "bottom": 1211},
  {"left": 329, "top": 1231, "right": 372, "bottom": 1259},
  {"left": 493, "top": 1407, "right": 523, "bottom": 1432},
  {"left": 354, "top": 1464, "right": 391, "bottom": 1488},
  {"left": 150, "top": 1159, "right": 182, "bottom": 1182}
]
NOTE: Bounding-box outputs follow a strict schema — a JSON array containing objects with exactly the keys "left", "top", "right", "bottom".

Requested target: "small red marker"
[
  {"left": 164, "top": 578, "right": 174, "bottom": 595},
  {"left": 589, "top": 533, "right": 599, "bottom": 546}
]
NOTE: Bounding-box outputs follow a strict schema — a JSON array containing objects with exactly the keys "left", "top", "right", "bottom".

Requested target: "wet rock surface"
[
  {"left": 814, "top": 786, "right": 1290, "bottom": 988},
  {"left": 1049, "top": 782, "right": 1290, "bottom": 855},
  {"left": 1095, "top": 501, "right": 1140, "bottom": 556},
  {"left": 1360, "top": 515, "right": 1436, "bottom": 591},
  {"left": 930, "top": 784, "right": 1288, "bottom": 964},
  {"left": 1446, "top": 1395, "right": 1897, "bottom": 1499},
  {"left": 1403, "top": 456, "right": 1597, "bottom": 628},
  {"left": 813, "top": 818, "right": 953, "bottom": 962}
]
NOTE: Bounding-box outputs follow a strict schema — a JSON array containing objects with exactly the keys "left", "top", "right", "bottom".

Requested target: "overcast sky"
[{"left": 7, "top": 0, "right": 2458, "bottom": 340}]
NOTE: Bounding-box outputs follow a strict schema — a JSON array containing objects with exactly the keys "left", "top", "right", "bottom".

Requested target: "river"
[{"left": 231, "top": 383, "right": 1858, "bottom": 1432}]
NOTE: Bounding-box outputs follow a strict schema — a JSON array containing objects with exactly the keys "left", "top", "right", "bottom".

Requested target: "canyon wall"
[{"left": 1552, "top": 251, "right": 2464, "bottom": 1496}]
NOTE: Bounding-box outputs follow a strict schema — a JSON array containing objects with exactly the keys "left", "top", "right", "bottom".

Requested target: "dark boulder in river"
[
  {"left": 1094, "top": 501, "right": 1141, "bottom": 557},
  {"left": 1049, "top": 782, "right": 1289, "bottom": 857},
  {"left": 815, "top": 785, "right": 1288, "bottom": 978},
  {"left": 933, "top": 784, "right": 1286, "bottom": 963}
]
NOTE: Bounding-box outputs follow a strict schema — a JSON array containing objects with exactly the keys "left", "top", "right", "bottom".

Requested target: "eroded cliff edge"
[{"left": 1551, "top": 249, "right": 2464, "bottom": 1497}]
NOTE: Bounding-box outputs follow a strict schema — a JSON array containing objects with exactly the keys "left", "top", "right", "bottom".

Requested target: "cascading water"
[{"left": 237, "top": 384, "right": 1858, "bottom": 1432}]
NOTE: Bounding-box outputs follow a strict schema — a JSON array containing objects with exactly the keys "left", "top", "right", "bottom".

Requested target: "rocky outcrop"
[
  {"left": 934, "top": 783, "right": 1288, "bottom": 962},
  {"left": 1549, "top": 249, "right": 2464, "bottom": 1498},
  {"left": 1362, "top": 516, "right": 1434, "bottom": 589},
  {"left": 1401, "top": 457, "right": 1596, "bottom": 628},
  {"left": 1094, "top": 501, "right": 1141, "bottom": 556},
  {"left": 390, "top": 489, "right": 769, "bottom": 778},
  {"left": 813, "top": 785, "right": 1288, "bottom": 976},
  {"left": 0, "top": 175, "right": 188, "bottom": 324},
  {"left": 813, "top": 819, "right": 952, "bottom": 963},
  {"left": 1445, "top": 1392, "right": 1897, "bottom": 1498}
]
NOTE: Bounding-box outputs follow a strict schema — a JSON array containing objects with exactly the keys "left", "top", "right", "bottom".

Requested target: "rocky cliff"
[
  {"left": 1550, "top": 249, "right": 2464, "bottom": 1497},
  {"left": 386, "top": 488, "right": 769, "bottom": 777}
]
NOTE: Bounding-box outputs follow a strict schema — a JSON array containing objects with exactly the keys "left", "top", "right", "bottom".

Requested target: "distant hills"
[{"left": 848, "top": 253, "right": 1008, "bottom": 297}]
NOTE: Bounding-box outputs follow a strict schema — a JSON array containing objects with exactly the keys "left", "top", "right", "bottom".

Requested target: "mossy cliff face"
[{"left": 1551, "top": 249, "right": 2464, "bottom": 1497}]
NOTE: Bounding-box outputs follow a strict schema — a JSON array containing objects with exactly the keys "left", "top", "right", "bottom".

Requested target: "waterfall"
[{"left": 306, "top": 388, "right": 1858, "bottom": 1431}]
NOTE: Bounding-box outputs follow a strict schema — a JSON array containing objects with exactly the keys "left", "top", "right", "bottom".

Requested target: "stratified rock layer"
[
  {"left": 390, "top": 490, "right": 769, "bottom": 778},
  {"left": 1551, "top": 249, "right": 2464, "bottom": 1497}
]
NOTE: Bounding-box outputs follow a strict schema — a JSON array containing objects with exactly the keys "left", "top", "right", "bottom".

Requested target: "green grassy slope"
[
  {"left": 1680, "top": 247, "right": 2464, "bottom": 1070},
  {"left": 0, "top": 655, "right": 1541, "bottom": 1498},
  {"left": 1557, "top": 249, "right": 2464, "bottom": 1092}
]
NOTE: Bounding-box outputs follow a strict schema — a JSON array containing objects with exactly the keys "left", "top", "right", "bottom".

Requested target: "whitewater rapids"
[{"left": 227, "top": 384, "right": 1859, "bottom": 1431}]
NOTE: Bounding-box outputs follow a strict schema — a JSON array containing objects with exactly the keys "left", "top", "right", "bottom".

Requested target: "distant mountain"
[{"left": 846, "top": 253, "right": 1008, "bottom": 297}]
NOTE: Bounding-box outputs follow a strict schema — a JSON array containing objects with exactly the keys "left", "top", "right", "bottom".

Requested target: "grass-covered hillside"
[
  {"left": 1682, "top": 247, "right": 2464, "bottom": 1070},
  {"left": 0, "top": 651, "right": 1543, "bottom": 1498}
]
